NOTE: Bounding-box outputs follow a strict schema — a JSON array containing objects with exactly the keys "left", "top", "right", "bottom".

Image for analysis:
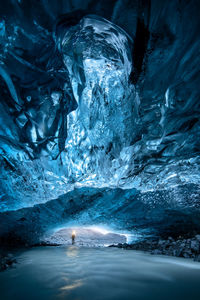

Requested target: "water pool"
[{"left": 1, "top": 246, "right": 200, "bottom": 300}]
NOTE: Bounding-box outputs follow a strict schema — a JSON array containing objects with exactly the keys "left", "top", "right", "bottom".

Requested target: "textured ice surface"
[
  {"left": 61, "top": 15, "right": 135, "bottom": 186},
  {"left": 0, "top": 1, "right": 200, "bottom": 214},
  {"left": 1, "top": 184, "right": 200, "bottom": 245}
]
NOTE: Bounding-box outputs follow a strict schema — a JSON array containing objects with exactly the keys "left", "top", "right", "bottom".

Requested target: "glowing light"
[
  {"left": 66, "top": 245, "right": 79, "bottom": 258},
  {"left": 60, "top": 279, "right": 83, "bottom": 291},
  {"left": 87, "top": 226, "right": 110, "bottom": 235}
]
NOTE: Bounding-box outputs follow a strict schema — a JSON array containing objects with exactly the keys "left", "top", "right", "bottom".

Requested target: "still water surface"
[{"left": 1, "top": 246, "right": 200, "bottom": 300}]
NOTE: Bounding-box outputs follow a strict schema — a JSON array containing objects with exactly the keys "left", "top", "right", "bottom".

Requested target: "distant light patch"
[
  {"left": 87, "top": 226, "right": 110, "bottom": 235},
  {"left": 44, "top": 225, "right": 127, "bottom": 246}
]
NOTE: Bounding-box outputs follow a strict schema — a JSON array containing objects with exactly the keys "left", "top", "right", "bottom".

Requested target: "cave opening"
[{"left": 44, "top": 225, "right": 131, "bottom": 247}]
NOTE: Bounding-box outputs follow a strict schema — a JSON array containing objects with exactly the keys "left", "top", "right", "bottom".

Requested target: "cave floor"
[{"left": 1, "top": 246, "right": 200, "bottom": 300}]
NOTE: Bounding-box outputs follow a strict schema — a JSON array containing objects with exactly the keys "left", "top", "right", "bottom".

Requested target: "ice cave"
[{"left": 0, "top": 0, "right": 200, "bottom": 299}]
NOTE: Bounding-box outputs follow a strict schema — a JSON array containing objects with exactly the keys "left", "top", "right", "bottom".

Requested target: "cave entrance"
[{"left": 44, "top": 226, "right": 128, "bottom": 247}]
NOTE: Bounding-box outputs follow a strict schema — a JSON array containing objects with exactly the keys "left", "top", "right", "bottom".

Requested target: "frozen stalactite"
[{"left": 59, "top": 15, "right": 136, "bottom": 185}]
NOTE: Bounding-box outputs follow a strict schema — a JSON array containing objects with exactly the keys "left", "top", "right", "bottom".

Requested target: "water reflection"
[
  {"left": 60, "top": 279, "right": 83, "bottom": 291},
  {"left": 66, "top": 245, "right": 79, "bottom": 258},
  {"left": 59, "top": 279, "right": 83, "bottom": 299},
  {"left": 1, "top": 247, "right": 200, "bottom": 300}
]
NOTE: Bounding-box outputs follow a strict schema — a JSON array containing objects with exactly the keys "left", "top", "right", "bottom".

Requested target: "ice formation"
[
  {"left": 60, "top": 15, "right": 135, "bottom": 187},
  {"left": 0, "top": 0, "right": 200, "bottom": 242}
]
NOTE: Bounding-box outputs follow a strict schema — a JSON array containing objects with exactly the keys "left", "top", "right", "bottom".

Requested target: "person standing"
[{"left": 72, "top": 230, "right": 76, "bottom": 244}]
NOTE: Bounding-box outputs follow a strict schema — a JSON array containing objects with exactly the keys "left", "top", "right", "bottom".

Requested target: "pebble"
[
  {"left": 110, "top": 234, "right": 200, "bottom": 262},
  {"left": 0, "top": 253, "right": 16, "bottom": 271}
]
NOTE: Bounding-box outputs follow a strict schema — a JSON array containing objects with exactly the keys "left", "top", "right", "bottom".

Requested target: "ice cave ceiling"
[{"left": 0, "top": 0, "right": 200, "bottom": 243}]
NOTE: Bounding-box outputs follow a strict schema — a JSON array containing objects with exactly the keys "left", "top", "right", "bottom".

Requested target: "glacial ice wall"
[
  {"left": 61, "top": 15, "right": 135, "bottom": 186},
  {"left": 0, "top": 0, "right": 200, "bottom": 212},
  {"left": 1, "top": 184, "right": 200, "bottom": 245}
]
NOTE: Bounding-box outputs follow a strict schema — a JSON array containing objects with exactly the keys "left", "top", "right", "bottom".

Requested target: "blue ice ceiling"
[{"left": 0, "top": 0, "right": 200, "bottom": 217}]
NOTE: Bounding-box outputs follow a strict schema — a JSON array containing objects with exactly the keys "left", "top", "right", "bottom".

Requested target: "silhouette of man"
[{"left": 72, "top": 230, "right": 76, "bottom": 244}]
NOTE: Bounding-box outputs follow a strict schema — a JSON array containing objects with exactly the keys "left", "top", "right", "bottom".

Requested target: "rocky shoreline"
[
  {"left": 2, "top": 234, "right": 200, "bottom": 271},
  {"left": 109, "top": 235, "right": 200, "bottom": 262},
  {"left": 0, "top": 252, "right": 17, "bottom": 271}
]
